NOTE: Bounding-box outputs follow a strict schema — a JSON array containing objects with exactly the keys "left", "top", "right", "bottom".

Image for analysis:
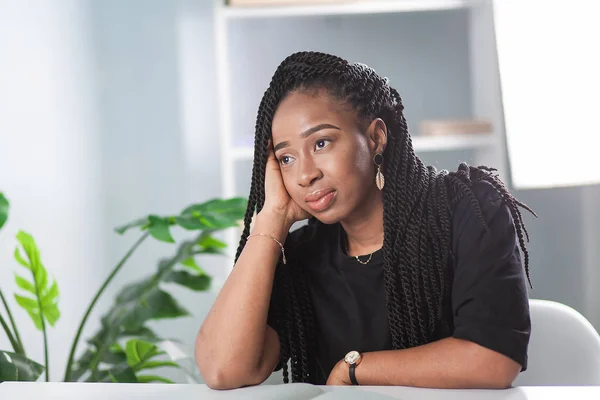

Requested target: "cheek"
[
  {"left": 339, "top": 142, "right": 372, "bottom": 179},
  {"left": 281, "top": 173, "right": 303, "bottom": 202},
  {"left": 335, "top": 143, "right": 373, "bottom": 202}
]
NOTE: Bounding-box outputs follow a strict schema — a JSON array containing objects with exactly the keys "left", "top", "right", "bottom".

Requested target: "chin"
[{"left": 309, "top": 208, "right": 345, "bottom": 225}]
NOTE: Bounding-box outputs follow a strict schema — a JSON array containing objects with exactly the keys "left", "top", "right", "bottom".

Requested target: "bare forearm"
[
  {"left": 195, "top": 211, "right": 290, "bottom": 384},
  {"left": 349, "top": 338, "right": 521, "bottom": 388}
]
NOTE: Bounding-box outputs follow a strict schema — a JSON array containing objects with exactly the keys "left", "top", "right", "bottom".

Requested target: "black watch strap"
[{"left": 349, "top": 364, "right": 359, "bottom": 385}]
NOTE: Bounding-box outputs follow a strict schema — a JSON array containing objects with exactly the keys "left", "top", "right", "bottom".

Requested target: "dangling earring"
[{"left": 374, "top": 153, "right": 385, "bottom": 190}]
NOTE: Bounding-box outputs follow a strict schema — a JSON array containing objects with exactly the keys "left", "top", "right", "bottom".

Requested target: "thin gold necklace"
[
  {"left": 354, "top": 253, "right": 374, "bottom": 265},
  {"left": 344, "top": 235, "right": 375, "bottom": 265}
]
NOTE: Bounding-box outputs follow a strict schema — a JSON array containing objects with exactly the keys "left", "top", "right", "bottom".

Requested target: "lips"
[
  {"left": 305, "top": 189, "right": 337, "bottom": 212},
  {"left": 305, "top": 188, "right": 335, "bottom": 203}
]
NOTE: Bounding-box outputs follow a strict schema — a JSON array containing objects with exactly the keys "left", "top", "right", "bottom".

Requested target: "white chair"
[{"left": 515, "top": 299, "right": 600, "bottom": 386}]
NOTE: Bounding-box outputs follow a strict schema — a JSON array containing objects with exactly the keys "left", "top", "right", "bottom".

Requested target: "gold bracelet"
[{"left": 247, "top": 233, "right": 287, "bottom": 264}]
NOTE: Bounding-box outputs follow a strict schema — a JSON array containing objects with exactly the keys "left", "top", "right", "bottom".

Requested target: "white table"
[{"left": 1, "top": 382, "right": 600, "bottom": 399}]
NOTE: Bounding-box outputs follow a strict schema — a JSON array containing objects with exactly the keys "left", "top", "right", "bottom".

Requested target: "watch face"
[{"left": 345, "top": 351, "right": 360, "bottom": 364}]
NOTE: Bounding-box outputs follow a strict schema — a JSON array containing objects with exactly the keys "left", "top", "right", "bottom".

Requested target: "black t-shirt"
[{"left": 268, "top": 180, "right": 531, "bottom": 384}]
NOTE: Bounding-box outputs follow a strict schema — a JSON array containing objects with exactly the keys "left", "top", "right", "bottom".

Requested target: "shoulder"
[
  {"left": 450, "top": 179, "right": 504, "bottom": 225},
  {"left": 448, "top": 177, "right": 514, "bottom": 256}
]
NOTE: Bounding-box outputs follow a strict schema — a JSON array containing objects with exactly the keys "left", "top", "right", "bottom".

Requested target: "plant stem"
[
  {"left": 89, "top": 324, "right": 120, "bottom": 381},
  {"left": 0, "top": 312, "right": 21, "bottom": 353},
  {"left": 32, "top": 269, "right": 49, "bottom": 381},
  {"left": 63, "top": 232, "right": 149, "bottom": 382},
  {"left": 41, "top": 315, "right": 49, "bottom": 381},
  {"left": 0, "top": 288, "right": 25, "bottom": 354}
]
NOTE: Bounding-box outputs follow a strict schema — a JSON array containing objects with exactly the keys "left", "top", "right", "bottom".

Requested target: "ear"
[{"left": 366, "top": 118, "right": 388, "bottom": 155}]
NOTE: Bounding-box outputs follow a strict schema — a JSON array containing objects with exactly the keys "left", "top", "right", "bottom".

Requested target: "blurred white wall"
[
  {"left": 0, "top": 0, "right": 221, "bottom": 382},
  {"left": 0, "top": 0, "right": 599, "bottom": 385},
  {"left": 0, "top": 0, "right": 105, "bottom": 381}
]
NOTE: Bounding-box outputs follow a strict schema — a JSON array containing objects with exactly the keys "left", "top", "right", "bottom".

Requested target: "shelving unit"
[{"left": 213, "top": 0, "right": 507, "bottom": 273}]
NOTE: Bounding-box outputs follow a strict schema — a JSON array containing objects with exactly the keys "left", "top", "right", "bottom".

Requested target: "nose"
[{"left": 297, "top": 155, "right": 323, "bottom": 187}]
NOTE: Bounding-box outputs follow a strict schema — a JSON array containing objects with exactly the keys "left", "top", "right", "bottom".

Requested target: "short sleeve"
[{"left": 450, "top": 181, "right": 531, "bottom": 370}]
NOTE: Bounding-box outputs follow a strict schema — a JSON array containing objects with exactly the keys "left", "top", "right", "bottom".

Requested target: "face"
[{"left": 271, "top": 90, "right": 386, "bottom": 224}]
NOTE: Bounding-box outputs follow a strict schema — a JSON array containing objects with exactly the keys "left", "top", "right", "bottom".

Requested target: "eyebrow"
[{"left": 273, "top": 124, "right": 341, "bottom": 153}]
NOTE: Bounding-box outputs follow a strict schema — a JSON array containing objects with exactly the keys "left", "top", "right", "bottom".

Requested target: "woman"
[{"left": 195, "top": 51, "right": 534, "bottom": 389}]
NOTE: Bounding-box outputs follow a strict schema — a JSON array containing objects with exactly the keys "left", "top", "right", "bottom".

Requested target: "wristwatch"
[{"left": 344, "top": 350, "right": 362, "bottom": 385}]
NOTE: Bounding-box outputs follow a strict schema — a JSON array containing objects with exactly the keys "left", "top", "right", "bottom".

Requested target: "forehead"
[{"left": 271, "top": 90, "right": 356, "bottom": 140}]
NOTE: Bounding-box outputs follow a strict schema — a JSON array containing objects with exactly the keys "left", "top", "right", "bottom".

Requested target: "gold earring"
[{"left": 374, "top": 153, "right": 385, "bottom": 190}]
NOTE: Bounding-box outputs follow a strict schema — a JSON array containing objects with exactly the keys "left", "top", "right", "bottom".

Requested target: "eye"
[
  {"left": 315, "top": 139, "right": 331, "bottom": 151},
  {"left": 279, "top": 155, "right": 295, "bottom": 165}
]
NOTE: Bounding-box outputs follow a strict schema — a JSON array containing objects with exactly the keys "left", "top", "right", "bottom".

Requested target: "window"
[{"left": 494, "top": 0, "right": 600, "bottom": 189}]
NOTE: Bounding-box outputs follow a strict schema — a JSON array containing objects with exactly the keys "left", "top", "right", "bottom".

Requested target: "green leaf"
[
  {"left": 194, "top": 233, "right": 227, "bottom": 255},
  {"left": 147, "top": 215, "right": 175, "bottom": 243},
  {"left": 115, "top": 277, "right": 154, "bottom": 304},
  {"left": 123, "top": 340, "right": 180, "bottom": 375},
  {"left": 34, "top": 265, "right": 48, "bottom": 294},
  {"left": 125, "top": 340, "right": 160, "bottom": 367},
  {"left": 137, "top": 361, "right": 179, "bottom": 370},
  {"left": 137, "top": 375, "right": 175, "bottom": 384},
  {"left": 178, "top": 198, "right": 247, "bottom": 230},
  {"left": 114, "top": 217, "right": 148, "bottom": 235},
  {"left": 120, "top": 326, "right": 161, "bottom": 342},
  {"left": 106, "top": 366, "right": 138, "bottom": 383},
  {"left": 14, "top": 248, "right": 29, "bottom": 268},
  {"left": 44, "top": 304, "right": 61, "bottom": 327},
  {"left": 198, "top": 235, "right": 227, "bottom": 249},
  {"left": 16, "top": 231, "right": 40, "bottom": 266},
  {"left": 165, "top": 270, "right": 211, "bottom": 291},
  {"left": 198, "top": 214, "right": 239, "bottom": 229},
  {"left": 182, "top": 197, "right": 247, "bottom": 219},
  {"left": 174, "top": 215, "right": 208, "bottom": 231},
  {"left": 102, "top": 348, "right": 127, "bottom": 365},
  {"left": 14, "top": 294, "right": 37, "bottom": 309},
  {"left": 42, "top": 280, "right": 60, "bottom": 304},
  {"left": 13, "top": 231, "right": 60, "bottom": 331},
  {"left": 179, "top": 257, "right": 205, "bottom": 274},
  {"left": 143, "top": 290, "right": 189, "bottom": 320},
  {"left": 0, "top": 351, "right": 44, "bottom": 382},
  {"left": 0, "top": 192, "right": 8, "bottom": 230},
  {"left": 14, "top": 274, "right": 36, "bottom": 294},
  {"left": 119, "top": 290, "right": 189, "bottom": 331}
]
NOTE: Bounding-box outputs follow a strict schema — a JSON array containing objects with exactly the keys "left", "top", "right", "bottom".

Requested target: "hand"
[
  {"left": 326, "top": 359, "right": 351, "bottom": 386},
  {"left": 261, "top": 139, "right": 311, "bottom": 225}
]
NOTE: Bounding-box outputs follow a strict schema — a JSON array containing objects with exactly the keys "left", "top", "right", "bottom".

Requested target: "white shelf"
[
  {"left": 412, "top": 133, "right": 496, "bottom": 152},
  {"left": 224, "top": 0, "right": 476, "bottom": 19},
  {"left": 229, "top": 133, "right": 496, "bottom": 161}
]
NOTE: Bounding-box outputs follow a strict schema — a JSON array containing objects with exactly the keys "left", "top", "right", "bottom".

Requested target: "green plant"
[{"left": 0, "top": 191, "right": 246, "bottom": 383}]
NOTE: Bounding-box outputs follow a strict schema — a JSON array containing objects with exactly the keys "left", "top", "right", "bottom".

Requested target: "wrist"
[
  {"left": 253, "top": 211, "right": 293, "bottom": 243},
  {"left": 344, "top": 350, "right": 363, "bottom": 386}
]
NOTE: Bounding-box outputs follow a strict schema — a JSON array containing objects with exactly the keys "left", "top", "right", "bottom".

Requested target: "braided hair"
[{"left": 233, "top": 51, "right": 535, "bottom": 384}]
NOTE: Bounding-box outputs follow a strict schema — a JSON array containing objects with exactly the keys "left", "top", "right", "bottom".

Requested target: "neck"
[{"left": 340, "top": 189, "right": 384, "bottom": 257}]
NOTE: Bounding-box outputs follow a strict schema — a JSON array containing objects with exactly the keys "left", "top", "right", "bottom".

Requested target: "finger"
[
  {"left": 267, "top": 138, "right": 274, "bottom": 153},
  {"left": 266, "top": 139, "right": 277, "bottom": 162}
]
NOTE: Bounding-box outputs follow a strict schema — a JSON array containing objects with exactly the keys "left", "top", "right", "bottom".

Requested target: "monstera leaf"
[
  {"left": 97, "top": 339, "right": 179, "bottom": 383},
  {"left": 13, "top": 231, "right": 60, "bottom": 330},
  {"left": 0, "top": 192, "right": 8, "bottom": 230},
  {"left": 0, "top": 351, "right": 44, "bottom": 382}
]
